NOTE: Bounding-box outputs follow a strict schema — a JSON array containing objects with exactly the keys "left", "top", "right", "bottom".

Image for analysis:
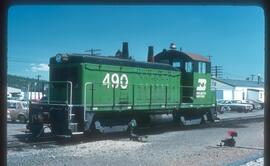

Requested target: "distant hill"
[{"left": 7, "top": 74, "right": 47, "bottom": 92}]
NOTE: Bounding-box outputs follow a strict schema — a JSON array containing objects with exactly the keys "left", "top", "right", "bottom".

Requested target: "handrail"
[
  {"left": 48, "top": 81, "right": 73, "bottom": 105},
  {"left": 84, "top": 82, "right": 93, "bottom": 122}
]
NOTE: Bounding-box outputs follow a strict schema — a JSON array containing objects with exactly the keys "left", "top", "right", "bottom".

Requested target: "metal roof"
[
  {"left": 213, "top": 78, "right": 264, "bottom": 88},
  {"left": 184, "top": 52, "right": 210, "bottom": 62},
  {"left": 154, "top": 49, "right": 210, "bottom": 63},
  {"left": 50, "top": 54, "right": 178, "bottom": 71}
]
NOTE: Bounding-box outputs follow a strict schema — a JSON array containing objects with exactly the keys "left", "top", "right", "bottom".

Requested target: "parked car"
[
  {"left": 216, "top": 100, "right": 231, "bottom": 114},
  {"left": 255, "top": 100, "right": 264, "bottom": 109},
  {"left": 244, "top": 99, "right": 263, "bottom": 110},
  {"left": 228, "top": 100, "right": 254, "bottom": 113},
  {"left": 7, "top": 100, "right": 29, "bottom": 123}
]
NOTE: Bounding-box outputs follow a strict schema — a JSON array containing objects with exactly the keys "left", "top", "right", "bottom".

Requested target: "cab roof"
[{"left": 154, "top": 49, "right": 210, "bottom": 63}]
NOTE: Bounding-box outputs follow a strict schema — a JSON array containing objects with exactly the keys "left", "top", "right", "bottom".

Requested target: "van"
[{"left": 7, "top": 100, "right": 29, "bottom": 123}]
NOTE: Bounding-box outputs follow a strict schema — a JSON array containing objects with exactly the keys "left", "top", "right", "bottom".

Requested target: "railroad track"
[
  {"left": 7, "top": 115, "right": 264, "bottom": 150},
  {"left": 8, "top": 134, "right": 58, "bottom": 150}
]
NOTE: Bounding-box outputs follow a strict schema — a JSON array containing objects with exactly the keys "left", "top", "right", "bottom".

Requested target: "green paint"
[{"left": 48, "top": 58, "right": 215, "bottom": 113}]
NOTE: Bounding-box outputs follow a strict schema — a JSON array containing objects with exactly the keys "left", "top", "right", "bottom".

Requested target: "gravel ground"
[
  {"left": 217, "top": 109, "right": 264, "bottom": 120},
  {"left": 240, "top": 157, "right": 263, "bottom": 166},
  {"left": 7, "top": 117, "right": 264, "bottom": 166}
]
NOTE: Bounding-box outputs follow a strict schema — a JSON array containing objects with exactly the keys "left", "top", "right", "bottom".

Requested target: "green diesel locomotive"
[{"left": 28, "top": 42, "right": 216, "bottom": 137}]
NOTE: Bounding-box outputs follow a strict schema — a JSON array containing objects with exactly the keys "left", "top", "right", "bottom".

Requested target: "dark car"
[
  {"left": 245, "top": 99, "right": 263, "bottom": 110},
  {"left": 255, "top": 100, "right": 264, "bottom": 109},
  {"left": 228, "top": 100, "right": 254, "bottom": 112}
]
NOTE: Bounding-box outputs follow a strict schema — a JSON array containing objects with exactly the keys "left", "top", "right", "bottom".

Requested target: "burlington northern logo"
[
  {"left": 196, "top": 79, "right": 207, "bottom": 98},
  {"left": 196, "top": 79, "right": 207, "bottom": 91}
]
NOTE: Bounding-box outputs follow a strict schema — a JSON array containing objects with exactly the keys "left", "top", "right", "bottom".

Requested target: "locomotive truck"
[{"left": 28, "top": 42, "right": 216, "bottom": 137}]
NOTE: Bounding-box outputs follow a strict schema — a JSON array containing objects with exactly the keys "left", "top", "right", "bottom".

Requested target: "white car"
[{"left": 7, "top": 100, "right": 29, "bottom": 123}]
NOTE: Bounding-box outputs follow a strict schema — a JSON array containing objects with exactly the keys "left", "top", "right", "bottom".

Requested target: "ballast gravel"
[
  {"left": 240, "top": 157, "right": 263, "bottom": 166},
  {"left": 8, "top": 118, "right": 264, "bottom": 166}
]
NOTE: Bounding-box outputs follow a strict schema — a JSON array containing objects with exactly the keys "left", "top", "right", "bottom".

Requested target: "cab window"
[
  {"left": 172, "top": 61, "right": 181, "bottom": 69},
  {"left": 8, "top": 102, "right": 16, "bottom": 108},
  {"left": 198, "top": 62, "right": 206, "bottom": 73},
  {"left": 185, "top": 62, "right": 193, "bottom": 72}
]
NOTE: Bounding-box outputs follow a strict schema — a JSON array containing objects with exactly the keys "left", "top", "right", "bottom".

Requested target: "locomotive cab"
[{"left": 154, "top": 45, "right": 213, "bottom": 105}]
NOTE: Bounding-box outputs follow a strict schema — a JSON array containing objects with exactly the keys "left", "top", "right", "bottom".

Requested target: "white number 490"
[{"left": 102, "top": 73, "right": 128, "bottom": 89}]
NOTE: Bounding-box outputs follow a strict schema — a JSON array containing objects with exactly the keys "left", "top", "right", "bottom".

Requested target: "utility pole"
[
  {"left": 36, "top": 75, "right": 41, "bottom": 100},
  {"left": 36, "top": 75, "right": 41, "bottom": 81},
  {"left": 211, "top": 65, "right": 222, "bottom": 78},
  {"left": 207, "top": 55, "right": 212, "bottom": 61},
  {"left": 257, "top": 74, "right": 261, "bottom": 84},
  {"left": 250, "top": 74, "right": 255, "bottom": 81},
  {"left": 27, "top": 83, "right": 31, "bottom": 101}
]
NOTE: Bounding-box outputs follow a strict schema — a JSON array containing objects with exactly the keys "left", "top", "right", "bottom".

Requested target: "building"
[
  {"left": 211, "top": 78, "right": 264, "bottom": 102},
  {"left": 7, "top": 87, "right": 21, "bottom": 93},
  {"left": 7, "top": 87, "right": 22, "bottom": 99},
  {"left": 7, "top": 86, "right": 44, "bottom": 100}
]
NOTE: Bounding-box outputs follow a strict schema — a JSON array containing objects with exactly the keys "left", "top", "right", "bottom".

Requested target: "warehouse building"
[{"left": 211, "top": 78, "right": 264, "bottom": 102}]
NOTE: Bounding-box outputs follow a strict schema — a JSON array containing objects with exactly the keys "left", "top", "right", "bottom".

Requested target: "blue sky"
[{"left": 8, "top": 5, "right": 264, "bottom": 81}]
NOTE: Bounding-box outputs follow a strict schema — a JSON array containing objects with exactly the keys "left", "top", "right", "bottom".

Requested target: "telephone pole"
[
  {"left": 211, "top": 65, "right": 223, "bottom": 78},
  {"left": 36, "top": 75, "right": 41, "bottom": 81},
  {"left": 207, "top": 55, "right": 212, "bottom": 61},
  {"left": 36, "top": 75, "right": 41, "bottom": 99},
  {"left": 250, "top": 74, "right": 256, "bottom": 81}
]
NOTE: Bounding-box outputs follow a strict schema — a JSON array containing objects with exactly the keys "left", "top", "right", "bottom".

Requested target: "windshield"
[
  {"left": 22, "top": 103, "right": 28, "bottom": 108},
  {"left": 8, "top": 102, "right": 16, "bottom": 109},
  {"left": 231, "top": 100, "right": 242, "bottom": 104}
]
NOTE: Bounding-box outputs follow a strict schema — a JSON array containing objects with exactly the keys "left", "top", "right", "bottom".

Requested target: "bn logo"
[{"left": 196, "top": 79, "right": 207, "bottom": 91}]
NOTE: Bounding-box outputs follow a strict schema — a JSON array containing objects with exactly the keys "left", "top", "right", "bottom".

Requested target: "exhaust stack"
[
  {"left": 147, "top": 46, "right": 154, "bottom": 62},
  {"left": 122, "top": 42, "right": 129, "bottom": 59}
]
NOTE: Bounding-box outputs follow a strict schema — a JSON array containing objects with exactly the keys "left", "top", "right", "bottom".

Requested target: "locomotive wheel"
[
  {"left": 172, "top": 112, "right": 184, "bottom": 127},
  {"left": 29, "top": 124, "right": 43, "bottom": 137}
]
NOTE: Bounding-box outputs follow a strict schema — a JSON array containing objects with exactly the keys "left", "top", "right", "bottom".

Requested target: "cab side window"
[
  {"left": 185, "top": 62, "right": 193, "bottom": 72},
  {"left": 172, "top": 61, "right": 181, "bottom": 69},
  {"left": 198, "top": 62, "right": 206, "bottom": 74}
]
